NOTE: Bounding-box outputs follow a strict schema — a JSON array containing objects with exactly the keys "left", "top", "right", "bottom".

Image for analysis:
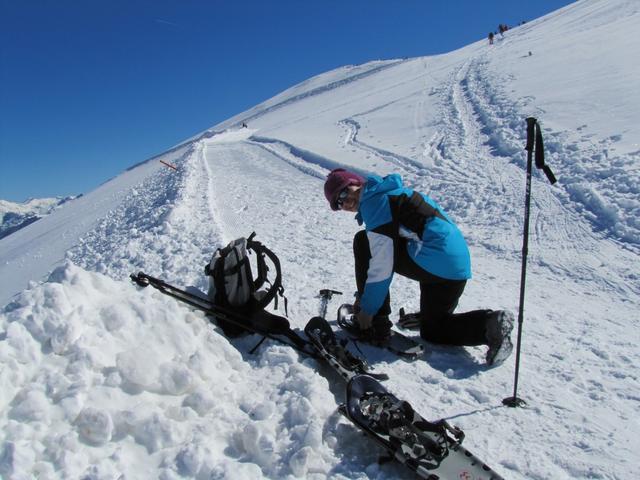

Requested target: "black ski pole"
[
  {"left": 130, "top": 271, "right": 316, "bottom": 357},
  {"left": 503, "top": 117, "right": 556, "bottom": 408}
]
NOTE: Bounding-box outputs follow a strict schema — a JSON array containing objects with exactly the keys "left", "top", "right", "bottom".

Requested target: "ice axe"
[{"left": 317, "top": 289, "right": 342, "bottom": 320}]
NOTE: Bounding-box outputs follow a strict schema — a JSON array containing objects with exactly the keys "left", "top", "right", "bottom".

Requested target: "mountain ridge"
[{"left": 0, "top": 196, "right": 78, "bottom": 240}]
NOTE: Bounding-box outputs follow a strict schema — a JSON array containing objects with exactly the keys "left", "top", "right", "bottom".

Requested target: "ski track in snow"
[
  {"left": 338, "top": 118, "right": 428, "bottom": 176},
  {"left": 67, "top": 144, "right": 221, "bottom": 291},
  {"left": 246, "top": 136, "right": 338, "bottom": 180}
]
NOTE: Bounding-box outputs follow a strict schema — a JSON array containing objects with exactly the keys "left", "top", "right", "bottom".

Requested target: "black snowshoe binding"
[
  {"left": 359, "top": 392, "right": 448, "bottom": 462},
  {"left": 304, "top": 316, "right": 388, "bottom": 381},
  {"left": 341, "top": 375, "right": 504, "bottom": 479}
]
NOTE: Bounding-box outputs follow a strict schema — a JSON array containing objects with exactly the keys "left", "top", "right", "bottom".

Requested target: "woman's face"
[{"left": 337, "top": 185, "right": 361, "bottom": 212}]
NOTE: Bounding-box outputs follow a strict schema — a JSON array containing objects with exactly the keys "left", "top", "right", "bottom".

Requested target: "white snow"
[{"left": 1, "top": 0, "right": 639, "bottom": 478}]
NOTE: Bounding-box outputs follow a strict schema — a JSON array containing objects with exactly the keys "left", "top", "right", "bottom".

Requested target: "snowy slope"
[
  {"left": 1, "top": 0, "right": 639, "bottom": 479},
  {"left": 0, "top": 145, "right": 193, "bottom": 304}
]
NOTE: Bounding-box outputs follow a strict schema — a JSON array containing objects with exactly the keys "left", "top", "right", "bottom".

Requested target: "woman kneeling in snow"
[{"left": 324, "top": 168, "right": 514, "bottom": 366}]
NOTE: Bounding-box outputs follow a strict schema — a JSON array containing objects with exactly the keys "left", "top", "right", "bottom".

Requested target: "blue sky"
[{"left": 0, "top": 0, "right": 574, "bottom": 202}]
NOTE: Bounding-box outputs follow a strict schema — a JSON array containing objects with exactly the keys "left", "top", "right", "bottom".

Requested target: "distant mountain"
[{"left": 0, "top": 196, "right": 78, "bottom": 239}]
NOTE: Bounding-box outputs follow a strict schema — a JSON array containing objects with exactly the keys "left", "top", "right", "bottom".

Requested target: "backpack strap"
[
  {"left": 248, "top": 233, "right": 268, "bottom": 293},
  {"left": 246, "top": 233, "right": 288, "bottom": 316},
  {"left": 211, "top": 248, "right": 228, "bottom": 306}
]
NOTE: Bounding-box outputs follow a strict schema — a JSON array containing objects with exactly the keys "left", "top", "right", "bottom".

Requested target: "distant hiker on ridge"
[
  {"left": 488, "top": 32, "right": 495, "bottom": 45},
  {"left": 324, "top": 168, "right": 515, "bottom": 365}
]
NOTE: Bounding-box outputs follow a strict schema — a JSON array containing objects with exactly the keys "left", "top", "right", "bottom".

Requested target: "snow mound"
[{"left": 0, "top": 263, "right": 340, "bottom": 478}]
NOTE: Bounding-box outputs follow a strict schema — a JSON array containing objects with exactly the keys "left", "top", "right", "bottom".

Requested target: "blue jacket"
[{"left": 355, "top": 174, "right": 471, "bottom": 315}]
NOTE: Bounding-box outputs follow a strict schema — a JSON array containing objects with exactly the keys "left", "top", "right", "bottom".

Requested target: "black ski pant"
[{"left": 353, "top": 230, "right": 490, "bottom": 346}]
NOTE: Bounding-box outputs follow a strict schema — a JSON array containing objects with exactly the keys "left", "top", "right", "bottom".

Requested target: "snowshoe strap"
[
  {"left": 339, "top": 314, "right": 387, "bottom": 344},
  {"left": 397, "top": 308, "right": 421, "bottom": 330}
]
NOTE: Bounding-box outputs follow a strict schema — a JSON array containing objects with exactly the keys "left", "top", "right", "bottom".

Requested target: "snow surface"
[{"left": 1, "top": 0, "right": 639, "bottom": 478}]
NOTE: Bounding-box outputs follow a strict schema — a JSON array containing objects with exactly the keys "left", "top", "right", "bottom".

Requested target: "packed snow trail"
[{"left": 202, "top": 137, "right": 357, "bottom": 321}]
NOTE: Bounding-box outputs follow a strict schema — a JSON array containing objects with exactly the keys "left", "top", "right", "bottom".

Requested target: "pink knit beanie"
[{"left": 324, "top": 168, "right": 365, "bottom": 210}]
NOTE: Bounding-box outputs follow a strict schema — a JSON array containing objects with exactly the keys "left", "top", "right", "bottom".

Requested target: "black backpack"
[{"left": 204, "top": 233, "right": 287, "bottom": 335}]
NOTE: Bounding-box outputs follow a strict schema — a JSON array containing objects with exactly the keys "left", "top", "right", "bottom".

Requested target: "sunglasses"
[{"left": 336, "top": 187, "right": 350, "bottom": 209}]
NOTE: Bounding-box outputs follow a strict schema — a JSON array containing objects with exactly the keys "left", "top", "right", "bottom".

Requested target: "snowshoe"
[
  {"left": 337, "top": 304, "right": 424, "bottom": 359},
  {"left": 340, "top": 375, "right": 504, "bottom": 479}
]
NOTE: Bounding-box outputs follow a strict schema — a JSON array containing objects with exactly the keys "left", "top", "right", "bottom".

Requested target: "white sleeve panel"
[{"left": 366, "top": 231, "right": 394, "bottom": 283}]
